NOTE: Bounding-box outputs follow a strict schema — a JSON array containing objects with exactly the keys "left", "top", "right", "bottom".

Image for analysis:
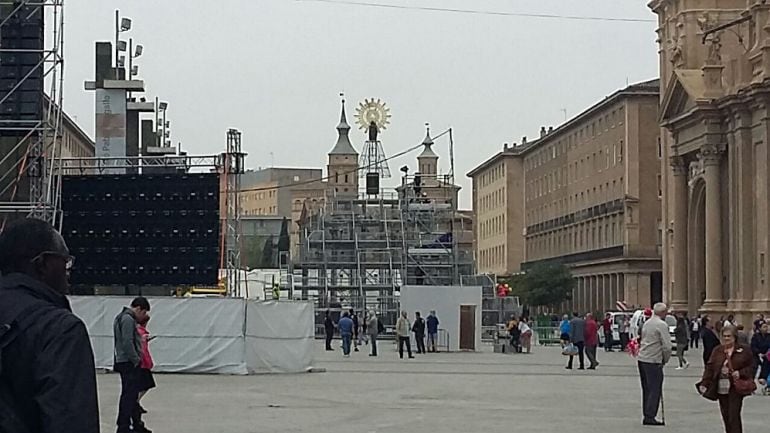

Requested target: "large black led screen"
[{"left": 61, "top": 173, "right": 220, "bottom": 287}]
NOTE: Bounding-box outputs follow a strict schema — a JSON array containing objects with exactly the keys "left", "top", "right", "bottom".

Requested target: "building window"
[
  {"left": 657, "top": 174, "right": 662, "bottom": 197},
  {"left": 657, "top": 137, "right": 662, "bottom": 159},
  {"left": 618, "top": 140, "right": 624, "bottom": 163}
]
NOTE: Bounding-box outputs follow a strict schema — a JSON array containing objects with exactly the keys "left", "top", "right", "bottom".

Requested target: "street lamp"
[
  {"left": 128, "top": 39, "right": 143, "bottom": 78},
  {"left": 115, "top": 10, "right": 132, "bottom": 77},
  {"left": 155, "top": 98, "right": 169, "bottom": 147}
]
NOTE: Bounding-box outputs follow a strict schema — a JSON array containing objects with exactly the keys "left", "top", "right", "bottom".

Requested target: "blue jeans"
[{"left": 341, "top": 334, "right": 352, "bottom": 355}]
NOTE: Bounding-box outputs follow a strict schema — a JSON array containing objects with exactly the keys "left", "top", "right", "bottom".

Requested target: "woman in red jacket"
[
  {"left": 697, "top": 325, "right": 755, "bottom": 433},
  {"left": 136, "top": 315, "right": 156, "bottom": 415}
]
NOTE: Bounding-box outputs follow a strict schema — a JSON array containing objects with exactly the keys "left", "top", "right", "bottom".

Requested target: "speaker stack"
[
  {"left": 0, "top": 4, "right": 43, "bottom": 133},
  {"left": 61, "top": 173, "right": 221, "bottom": 289}
]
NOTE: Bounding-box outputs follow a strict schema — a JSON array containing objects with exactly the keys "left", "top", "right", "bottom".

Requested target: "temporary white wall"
[
  {"left": 244, "top": 301, "right": 315, "bottom": 374},
  {"left": 70, "top": 297, "right": 314, "bottom": 375},
  {"left": 399, "top": 285, "right": 482, "bottom": 352}
]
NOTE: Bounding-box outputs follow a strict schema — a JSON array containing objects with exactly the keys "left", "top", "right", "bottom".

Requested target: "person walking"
[
  {"left": 324, "top": 310, "right": 335, "bottom": 351},
  {"left": 566, "top": 312, "right": 586, "bottom": 370},
  {"left": 426, "top": 310, "right": 439, "bottom": 352},
  {"left": 338, "top": 311, "right": 354, "bottom": 357},
  {"left": 702, "top": 316, "right": 721, "bottom": 365},
  {"left": 750, "top": 322, "right": 770, "bottom": 377},
  {"left": 602, "top": 313, "right": 614, "bottom": 352},
  {"left": 519, "top": 317, "right": 533, "bottom": 354},
  {"left": 367, "top": 311, "right": 380, "bottom": 356},
  {"left": 620, "top": 316, "right": 630, "bottom": 352},
  {"left": 559, "top": 314, "right": 571, "bottom": 346},
  {"left": 350, "top": 309, "right": 360, "bottom": 352},
  {"left": 412, "top": 311, "right": 426, "bottom": 354},
  {"left": 637, "top": 302, "right": 672, "bottom": 426},
  {"left": 396, "top": 311, "right": 414, "bottom": 359},
  {"left": 0, "top": 218, "right": 99, "bottom": 433},
  {"left": 114, "top": 296, "right": 152, "bottom": 433},
  {"left": 690, "top": 315, "right": 701, "bottom": 349},
  {"left": 136, "top": 314, "right": 156, "bottom": 416},
  {"left": 585, "top": 313, "right": 599, "bottom": 369},
  {"left": 675, "top": 314, "right": 690, "bottom": 370},
  {"left": 697, "top": 325, "right": 755, "bottom": 433},
  {"left": 753, "top": 313, "right": 766, "bottom": 333}
]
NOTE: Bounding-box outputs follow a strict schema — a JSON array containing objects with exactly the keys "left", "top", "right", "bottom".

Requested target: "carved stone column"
[
  {"left": 702, "top": 145, "right": 725, "bottom": 307},
  {"left": 670, "top": 156, "right": 688, "bottom": 310}
]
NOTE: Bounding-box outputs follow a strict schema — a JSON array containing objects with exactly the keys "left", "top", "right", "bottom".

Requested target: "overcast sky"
[{"left": 64, "top": 0, "right": 658, "bottom": 207}]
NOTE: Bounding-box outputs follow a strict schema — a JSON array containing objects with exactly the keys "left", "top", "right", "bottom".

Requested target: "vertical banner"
[{"left": 95, "top": 88, "right": 126, "bottom": 174}]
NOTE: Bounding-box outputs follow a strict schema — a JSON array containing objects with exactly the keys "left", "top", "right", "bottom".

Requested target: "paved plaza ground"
[{"left": 97, "top": 341, "right": 766, "bottom": 432}]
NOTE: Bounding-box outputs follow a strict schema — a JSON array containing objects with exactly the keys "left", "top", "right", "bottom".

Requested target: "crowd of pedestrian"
[{"left": 323, "top": 308, "right": 441, "bottom": 359}]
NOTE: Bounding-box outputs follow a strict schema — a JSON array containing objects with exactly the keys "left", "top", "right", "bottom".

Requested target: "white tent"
[{"left": 70, "top": 297, "right": 315, "bottom": 374}]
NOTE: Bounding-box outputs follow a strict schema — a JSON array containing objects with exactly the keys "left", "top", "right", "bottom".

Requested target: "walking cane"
[{"left": 660, "top": 388, "right": 665, "bottom": 424}]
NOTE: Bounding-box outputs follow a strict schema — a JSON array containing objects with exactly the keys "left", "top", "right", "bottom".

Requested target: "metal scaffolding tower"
[
  {"left": 221, "top": 128, "right": 245, "bottom": 296},
  {"left": 0, "top": 0, "right": 65, "bottom": 229},
  {"left": 294, "top": 176, "right": 474, "bottom": 331}
]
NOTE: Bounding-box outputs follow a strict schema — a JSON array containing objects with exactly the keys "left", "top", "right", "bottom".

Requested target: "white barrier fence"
[{"left": 70, "top": 297, "right": 315, "bottom": 375}]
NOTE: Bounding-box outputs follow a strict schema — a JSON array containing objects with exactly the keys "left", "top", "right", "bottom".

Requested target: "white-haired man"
[{"left": 637, "top": 302, "right": 672, "bottom": 426}]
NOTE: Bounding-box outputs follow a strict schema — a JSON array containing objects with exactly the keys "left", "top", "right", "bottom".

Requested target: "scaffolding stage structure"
[
  {"left": 0, "top": 0, "right": 65, "bottom": 228},
  {"left": 292, "top": 173, "right": 474, "bottom": 332}
]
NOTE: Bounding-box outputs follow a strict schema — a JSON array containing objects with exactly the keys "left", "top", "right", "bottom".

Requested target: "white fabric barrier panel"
[
  {"left": 244, "top": 301, "right": 315, "bottom": 374},
  {"left": 399, "top": 285, "right": 482, "bottom": 352},
  {"left": 70, "top": 297, "right": 315, "bottom": 375}
]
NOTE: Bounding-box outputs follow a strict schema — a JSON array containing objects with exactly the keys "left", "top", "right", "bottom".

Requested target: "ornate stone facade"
[{"left": 651, "top": 0, "right": 770, "bottom": 323}]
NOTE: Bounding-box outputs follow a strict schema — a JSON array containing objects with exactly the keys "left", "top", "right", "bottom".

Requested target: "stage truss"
[{"left": 0, "top": 0, "right": 65, "bottom": 228}]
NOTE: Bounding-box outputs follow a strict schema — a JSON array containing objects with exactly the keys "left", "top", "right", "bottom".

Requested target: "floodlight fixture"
[
  {"left": 117, "top": 40, "right": 127, "bottom": 52},
  {"left": 131, "top": 65, "right": 139, "bottom": 76},
  {"left": 117, "top": 55, "right": 125, "bottom": 68},
  {"left": 165, "top": 120, "right": 170, "bottom": 128},
  {"left": 120, "top": 17, "right": 132, "bottom": 31},
  {"left": 134, "top": 44, "right": 143, "bottom": 57},
  {"left": 158, "top": 101, "right": 168, "bottom": 110}
]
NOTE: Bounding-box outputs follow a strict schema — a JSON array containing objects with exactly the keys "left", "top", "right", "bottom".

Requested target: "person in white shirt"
[
  {"left": 518, "top": 318, "right": 533, "bottom": 354},
  {"left": 637, "top": 302, "right": 673, "bottom": 426}
]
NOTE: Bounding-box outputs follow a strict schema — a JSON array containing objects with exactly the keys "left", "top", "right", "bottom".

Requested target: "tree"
[
  {"left": 261, "top": 235, "right": 275, "bottom": 268},
  {"left": 509, "top": 262, "right": 575, "bottom": 308},
  {"left": 276, "top": 217, "right": 290, "bottom": 262}
]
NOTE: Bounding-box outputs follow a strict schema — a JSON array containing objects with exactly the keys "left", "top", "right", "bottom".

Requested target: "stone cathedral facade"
[{"left": 651, "top": 0, "right": 770, "bottom": 321}]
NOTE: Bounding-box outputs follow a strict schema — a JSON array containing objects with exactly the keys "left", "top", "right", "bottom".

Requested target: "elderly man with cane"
[{"left": 637, "top": 302, "right": 672, "bottom": 426}]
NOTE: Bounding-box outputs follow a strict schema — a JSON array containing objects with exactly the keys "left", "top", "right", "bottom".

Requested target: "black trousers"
[
  {"left": 604, "top": 332, "right": 614, "bottom": 351},
  {"left": 325, "top": 330, "right": 334, "bottom": 350},
  {"left": 114, "top": 362, "right": 143, "bottom": 431},
  {"left": 370, "top": 334, "right": 378, "bottom": 356},
  {"left": 567, "top": 341, "right": 585, "bottom": 368},
  {"left": 620, "top": 332, "right": 630, "bottom": 351},
  {"left": 718, "top": 392, "right": 744, "bottom": 433},
  {"left": 414, "top": 333, "right": 426, "bottom": 353},
  {"left": 690, "top": 331, "right": 700, "bottom": 348},
  {"left": 638, "top": 361, "right": 664, "bottom": 422},
  {"left": 398, "top": 336, "right": 412, "bottom": 358}
]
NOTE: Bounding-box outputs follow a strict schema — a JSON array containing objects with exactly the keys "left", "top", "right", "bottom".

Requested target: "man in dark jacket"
[
  {"left": 113, "top": 296, "right": 151, "bottom": 433},
  {"left": 412, "top": 312, "right": 426, "bottom": 354},
  {"left": 0, "top": 218, "right": 99, "bottom": 433},
  {"left": 426, "top": 311, "right": 439, "bottom": 352},
  {"left": 324, "top": 310, "right": 335, "bottom": 351},
  {"left": 751, "top": 322, "right": 770, "bottom": 376}
]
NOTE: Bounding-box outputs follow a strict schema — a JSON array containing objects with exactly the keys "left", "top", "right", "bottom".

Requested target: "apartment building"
[{"left": 469, "top": 79, "right": 663, "bottom": 313}]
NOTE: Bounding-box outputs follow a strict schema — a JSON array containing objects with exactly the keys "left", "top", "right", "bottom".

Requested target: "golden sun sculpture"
[{"left": 354, "top": 98, "right": 391, "bottom": 132}]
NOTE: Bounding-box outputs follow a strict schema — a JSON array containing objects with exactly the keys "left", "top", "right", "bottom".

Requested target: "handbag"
[
  {"left": 562, "top": 343, "right": 578, "bottom": 356},
  {"left": 728, "top": 357, "right": 757, "bottom": 396}
]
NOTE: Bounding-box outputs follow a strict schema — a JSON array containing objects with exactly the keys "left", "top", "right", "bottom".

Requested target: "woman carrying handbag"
[{"left": 696, "top": 325, "right": 756, "bottom": 433}]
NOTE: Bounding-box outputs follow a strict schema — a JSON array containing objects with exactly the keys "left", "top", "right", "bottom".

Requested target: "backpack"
[{"left": 0, "top": 290, "right": 47, "bottom": 433}]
